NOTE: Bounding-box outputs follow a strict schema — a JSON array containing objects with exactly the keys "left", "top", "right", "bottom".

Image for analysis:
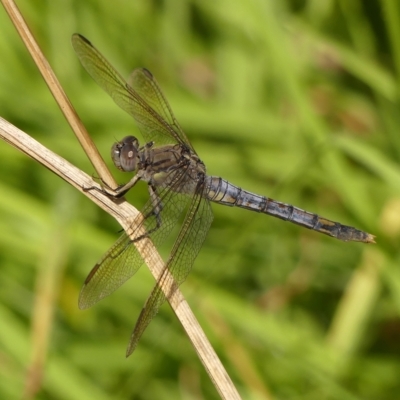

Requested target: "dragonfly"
[{"left": 71, "top": 34, "right": 375, "bottom": 357}]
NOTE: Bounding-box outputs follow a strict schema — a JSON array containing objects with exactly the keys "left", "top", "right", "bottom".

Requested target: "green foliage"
[{"left": 0, "top": 0, "right": 399, "bottom": 399}]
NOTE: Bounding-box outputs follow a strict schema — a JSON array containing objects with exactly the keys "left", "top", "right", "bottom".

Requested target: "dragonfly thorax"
[{"left": 111, "top": 135, "right": 140, "bottom": 172}]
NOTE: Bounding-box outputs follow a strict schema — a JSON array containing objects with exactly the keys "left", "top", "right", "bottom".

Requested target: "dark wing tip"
[
  {"left": 141, "top": 68, "right": 154, "bottom": 79},
  {"left": 71, "top": 33, "right": 92, "bottom": 46}
]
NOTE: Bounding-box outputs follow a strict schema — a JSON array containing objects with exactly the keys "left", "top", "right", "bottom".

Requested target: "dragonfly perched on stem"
[{"left": 71, "top": 33, "right": 375, "bottom": 356}]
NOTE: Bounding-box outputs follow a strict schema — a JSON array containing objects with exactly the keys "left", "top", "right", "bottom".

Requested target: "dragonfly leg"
[
  {"left": 147, "top": 183, "right": 163, "bottom": 230},
  {"left": 131, "top": 183, "right": 164, "bottom": 244},
  {"left": 83, "top": 173, "right": 125, "bottom": 193},
  {"left": 107, "top": 174, "right": 143, "bottom": 198},
  {"left": 82, "top": 181, "right": 115, "bottom": 196}
]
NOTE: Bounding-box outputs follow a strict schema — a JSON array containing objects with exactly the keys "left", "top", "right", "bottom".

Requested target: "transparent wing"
[
  {"left": 79, "top": 233, "right": 138, "bottom": 309},
  {"left": 126, "top": 188, "right": 213, "bottom": 356},
  {"left": 128, "top": 68, "right": 192, "bottom": 148},
  {"left": 79, "top": 166, "right": 196, "bottom": 309},
  {"left": 71, "top": 34, "right": 192, "bottom": 149}
]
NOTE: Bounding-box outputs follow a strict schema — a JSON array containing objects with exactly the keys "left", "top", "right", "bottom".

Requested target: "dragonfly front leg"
[
  {"left": 82, "top": 173, "right": 142, "bottom": 198},
  {"left": 110, "top": 174, "right": 142, "bottom": 198}
]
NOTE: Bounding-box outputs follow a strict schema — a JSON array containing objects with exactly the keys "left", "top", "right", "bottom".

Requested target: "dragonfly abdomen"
[{"left": 205, "top": 176, "right": 375, "bottom": 243}]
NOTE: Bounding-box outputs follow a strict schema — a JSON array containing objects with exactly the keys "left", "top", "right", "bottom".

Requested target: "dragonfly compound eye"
[{"left": 111, "top": 136, "right": 139, "bottom": 172}]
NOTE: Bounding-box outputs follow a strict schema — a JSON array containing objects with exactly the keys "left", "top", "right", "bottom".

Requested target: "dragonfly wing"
[
  {"left": 79, "top": 166, "right": 195, "bottom": 309},
  {"left": 72, "top": 34, "right": 185, "bottom": 147},
  {"left": 79, "top": 232, "right": 141, "bottom": 309},
  {"left": 128, "top": 68, "right": 192, "bottom": 148},
  {"left": 126, "top": 188, "right": 213, "bottom": 356}
]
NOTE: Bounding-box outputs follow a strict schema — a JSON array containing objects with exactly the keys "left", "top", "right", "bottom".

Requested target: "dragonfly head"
[{"left": 111, "top": 136, "right": 140, "bottom": 172}]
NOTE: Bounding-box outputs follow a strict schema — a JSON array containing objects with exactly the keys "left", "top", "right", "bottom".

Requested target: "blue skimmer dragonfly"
[{"left": 71, "top": 34, "right": 375, "bottom": 356}]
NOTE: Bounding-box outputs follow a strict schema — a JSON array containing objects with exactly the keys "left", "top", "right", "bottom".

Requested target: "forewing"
[
  {"left": 79, "top": 166, "right": 195, "bottom": 309},
  {"left": 128, "top": 68, "right": 192, "bottom": 148},
  {"left": 72, "top": 34, "right": 185, "bottom": 147},
  {"left": 126, "top": 188, "right": 213, "bottom": 356}
]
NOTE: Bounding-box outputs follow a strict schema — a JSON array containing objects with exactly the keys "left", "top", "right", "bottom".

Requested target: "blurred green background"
[{"left": 0, "top": 0, "right": 399, "bottom": 399}]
